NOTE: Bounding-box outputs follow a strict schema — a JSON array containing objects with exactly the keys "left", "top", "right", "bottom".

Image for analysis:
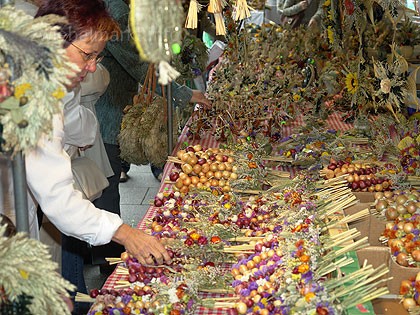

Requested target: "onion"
[
  {"left": 346, "top": 174, "right": 355, "bottom": 183},
  {"left": 214, "top": 171, "right": 222, "bottom": 179},
  {"left": 222, "top": 170, "right": 231, "bottom": 179},
  {"left": 187, "top": 155, "right": 198, "bottom": 165},
  {"left": 375, "top": 200, "right": 388, "bottom": 211},
  {"left": 396, "top": 195, "right": 408, "bottom": 205},
  {"left": 192, "top": 164, "right": 202, "bottom": 174},
  {"left": 404, "top": 222, "right": 414, "bottom": 233},
  {"left": 181, "top": 163, "right": 193, "bottom": 174},
  {"left": 412, "top": 250, "right": 420, "bottom": 262},
  {"left": 190, "top": 176, "right": 199, "bottom": 186},
  {"left": 325, "top": 169, "right": 335, "bottom": 179},
  {"left": 385, "top": 222, "right": 395, "bottom": 230},
  {"left": 396, "top": 252, "right": 409, "bottom": 266},
  {"left": 175, "top": 178, "right": 184, "bottom": 189},
  {"left": 176, "top": 149, "right": 186, "bottom": 160},
  {"left": 218, "top": 163, "right": 226, "bottom": 171},
  {"left": 193, "top": 144, "right": 202, "bottom": 152},
  {"left": 396, "top": 204, "right": 407, "bottom": 215},
  {"left": 383, "top": 191, "right": 394, "bottom": 199},
  {"left": 374, "top": 184, "right": 383, "bottom": 192},
  {"left": 400, "top": 279, "right": 413, "bottom": 294},
  {"left": 181, "top": 152, "right": 190, "bottom": 162},
  {"left": 180, "top": 186, "right": 189, "bottom": 194},
  {"left": 407, "top": 202, "right": 417, "bottom": 214},
  {"left": 210, "top": 163, "right": 218, "bottom": 172},
  {"left": 403, "top": 298, "right": 416, "bottom": 310},
  {"left": 201, "top": 163, "right": 210, "bottom": 173},
  {"left": 385, "top": 207, "right": 398, "bottom": 220},
  {"left": 182, "top": 177, "right": 191, "bottom": 186},
  {"left": 397, "top": 221, "right": 405, "bottom": 230}
]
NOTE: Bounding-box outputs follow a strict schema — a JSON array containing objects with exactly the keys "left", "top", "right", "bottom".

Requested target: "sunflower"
[{"left": 345, "top": 72, "right": 358, "bottom": 94}]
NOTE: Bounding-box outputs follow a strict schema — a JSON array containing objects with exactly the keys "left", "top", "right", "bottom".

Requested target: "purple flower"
[
  {"left": 248, "top": 282, "right": 258, "bottom": 290},
  {"left": 240, "top": 288, "right": 251, "bottom": 297},
  {"left": 254, "top": 270, "right": 263, "bottom": 278},
  {"left": 301, "top": 270, "right": 314, "bottom": 283},
  {"left": 121, "top": 294, "right": 132, "bottom": 304},
  {"left": 187, "top": 298, "right": 194, "bottom": 310}
]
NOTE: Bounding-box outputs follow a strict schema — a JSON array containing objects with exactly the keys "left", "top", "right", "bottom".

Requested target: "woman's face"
[{"left": 65, "top": 33, "right": 107, "bottom": 90}]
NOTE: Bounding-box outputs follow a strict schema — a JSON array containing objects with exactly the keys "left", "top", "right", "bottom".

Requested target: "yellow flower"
[
  {"left": 19, "top": 269, "right": 29, "bottom": 279},
  {"left": 345, "top": 72, "right": 358, "bottom": 94},
  {"left": 224, "top": 203, "right": 232, "bottom": 209},
  {"left": 52, "top": 87, "right": 66, "bottom": 99},
  {"left": 14, "top": 83, "right": 31, "bottom": 99},
  {"left": 292, "top": 273, "right": 301, "bottom": 281},
  {"left": 298, "top": 263, "right": 309, "bottom": 273},
  {"left": 305, "top": 292, "right": 316, "bottom": 302},
  {"left": 189, "top": 232, "right": 200, "bottom": 241},
  {"left": 327, "top": 26, "right": 334, "bottom": 44},
  {"left": 327, "top": 10, "right": 333, "bottom": 21},
  {"left": 293, "top": 94, "right": 301, "bottom": 101},
  {"left": 323, "top": 0, "right": 331, "bottom": 6}
]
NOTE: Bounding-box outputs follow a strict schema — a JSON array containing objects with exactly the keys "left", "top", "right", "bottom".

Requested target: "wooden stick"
[{"left": 75, "top": 292, "right": 95, "bottom": 303}]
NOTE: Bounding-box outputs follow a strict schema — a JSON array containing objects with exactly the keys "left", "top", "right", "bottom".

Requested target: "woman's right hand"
[{"left": 112, "top": 224, "right": 171, "bottom": 265}]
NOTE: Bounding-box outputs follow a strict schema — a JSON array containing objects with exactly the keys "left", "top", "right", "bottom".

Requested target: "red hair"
[{"left": 35, "top": 0, "right": 120, "bottom": 47}]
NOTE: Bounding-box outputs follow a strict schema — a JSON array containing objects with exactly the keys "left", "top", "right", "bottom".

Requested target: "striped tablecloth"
[{"left": 101, "top": 111, "right": 354, "bottom": 314}]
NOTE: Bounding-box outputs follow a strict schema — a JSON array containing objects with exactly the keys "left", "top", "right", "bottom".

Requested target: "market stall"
[{"left": 75, "top": 0, "right": 420, "bottom": 314}]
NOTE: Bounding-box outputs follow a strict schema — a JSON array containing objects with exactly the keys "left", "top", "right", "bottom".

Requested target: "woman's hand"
[
  {"left": 190, "top": 89, "right": 211, "bottom": 109},
  {"left": 112, "top": 224, "right": 171, "bottom": 265}
]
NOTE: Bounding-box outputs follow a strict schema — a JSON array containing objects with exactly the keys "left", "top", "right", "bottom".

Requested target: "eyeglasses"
[{"left": 70, "top": 42, "right": 104, "bottom": 64}]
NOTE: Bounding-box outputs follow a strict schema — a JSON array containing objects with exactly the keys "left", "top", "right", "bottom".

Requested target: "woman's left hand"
[{"left": 190, "top": 90, "right": 211, "bottom": 109}]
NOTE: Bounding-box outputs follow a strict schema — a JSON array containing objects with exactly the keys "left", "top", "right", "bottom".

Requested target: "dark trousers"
[
  {"left": 91, "top": 143, "right": 125, "bottom": 264},
  {"left": 61, "top": 235, "right": 90, "bottom": 315}
]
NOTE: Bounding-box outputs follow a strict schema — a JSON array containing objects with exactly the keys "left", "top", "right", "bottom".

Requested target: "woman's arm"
[{"left": 282, "top": 0, "right": 308, "bottom": 16}]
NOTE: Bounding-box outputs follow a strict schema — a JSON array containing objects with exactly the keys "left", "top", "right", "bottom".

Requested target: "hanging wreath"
[
  {"left": 0, "top": 6, "right": 76, "bottom": 154},
  {"left": 129, "top": 0, "right": 184, "bottom": 85}
]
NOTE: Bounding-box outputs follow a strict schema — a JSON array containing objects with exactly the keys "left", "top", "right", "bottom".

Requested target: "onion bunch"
[
  {"left": 170, "top": 145, "right": 238, "bottom": 194},
  {"left": 323, "top": 160, "right": 392, "bottom": 192}
]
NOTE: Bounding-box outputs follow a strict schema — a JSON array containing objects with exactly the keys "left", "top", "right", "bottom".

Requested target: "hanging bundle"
[
  {"left": 234, "top": 0, "right": 251, "bottom": 21},
  {"left": 130, "top": 0, "right": 184, "bottom": 85},
  {"left": 185, "top": 0, "right": 204, "bottom": 29},
  {"left": 207, "top": 0, "right": 227, "bottom": 35},
  {"left": 119, "top": 65, "right": 177, "bottom": 167}
]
